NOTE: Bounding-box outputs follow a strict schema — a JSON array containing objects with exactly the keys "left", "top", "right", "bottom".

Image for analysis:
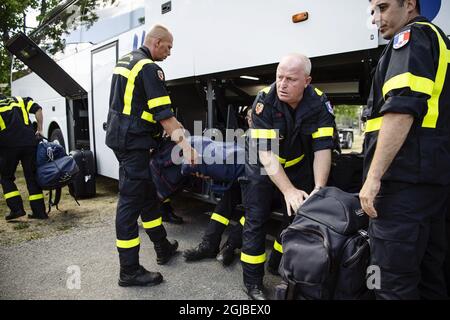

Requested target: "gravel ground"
[{"left": 0, "top": 174, "right": 281, "bottom": 300}]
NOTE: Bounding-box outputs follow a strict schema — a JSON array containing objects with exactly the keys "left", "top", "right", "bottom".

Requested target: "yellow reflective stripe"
[
  {"left": 211, "top": 213, "right": 229, "bottom": 226},
  {"left": 240, "top": 252, "right": 266, "bottom": 264},
  {"left": 142, "top": 217, "right": 162, "bottom": 229},
  {"left": 250, "top": 129, "right": 276, "bottom": 139},
  {"left": 141, "top": 111, "right": 155, "bottom": 123},
  {"left": 417, "top": 22, "right": 449, "bottom": 128},
  {"left": 382, "top": 72, "right": 434, "bottom": 99},
  {"left": 260, "top": 86, "right": 271, "bottom": 94},
  {"left": 285, "top": 154, "right": 305, "bottom": 168},
  {"left": 123, "top": 59, "right": 153, "bottom": 115},
  {"left": 116, "top": 237, "right": 140, "bottom": 249},
  {"left": 113, "top": 67, "right": 131, "bottom": 78},
  {"left": 163, "top": 198, "right": 171, "bottom": 203},
  {"left": 0, "top": 114, "right": 5, "bottom": 130},
  {"left": 365, "top": 117, "right": 383, "bottom": 133},
  {"left": 312, "top": 127, "right": 334, "bottom": 139},
  {"left": 148, "top": 96, "right": 171, "bottom": 109},
  {"left": 15, "top": 97, "right": 29, "bottom": 125},
  {"left": 274, "top": 154, "right": 286, "bottom": 164},
  {"left": 314, "top": 87, "right": 324, "bottom": 96},
  {"left": 239, "top": 216, "right": 245, "bottom": 226},
  {"left": 26, "top": 100, "right": 34, "bottom": 112},
  {"left": 273, "top": 240, "right": 283, "bottom": 253},
  {"left": 4, "top": 191, "right": 21, "bottom": 199},
  {"left": 29, "top": 193, "right": 44, "bottom": 201}
]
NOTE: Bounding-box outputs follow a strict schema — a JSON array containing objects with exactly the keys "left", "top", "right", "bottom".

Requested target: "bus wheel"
[{"left": 50, "top": 128, "right": 66, "bottom": 151}]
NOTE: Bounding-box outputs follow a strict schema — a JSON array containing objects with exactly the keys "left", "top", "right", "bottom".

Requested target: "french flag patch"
[{"left": 393, "top": 29, "right": 411, "bottom": 49}]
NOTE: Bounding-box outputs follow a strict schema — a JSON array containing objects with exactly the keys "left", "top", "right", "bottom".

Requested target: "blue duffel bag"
[
  {"left": 36, "top": 140, "right": 66, "bottom": 167},
  {"left": 181, "top": 136, "right": 245, "bottom": 191},
  {"left": 36, "top": 140, "right": 80, "bottom": 211},
  {"left": 150, "top": 139, "right": 188, "bottom": 201}
]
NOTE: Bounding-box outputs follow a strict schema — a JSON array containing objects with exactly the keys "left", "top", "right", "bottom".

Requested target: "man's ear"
[{"left": 305, "top": 76, "right": 312, "bottom": 87}]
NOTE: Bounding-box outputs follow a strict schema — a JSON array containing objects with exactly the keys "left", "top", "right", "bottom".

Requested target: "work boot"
[
  {"left": 244, "top": 283, "right": 267, "bottom": 300},
  {"left": 216, "top": 243, "right": 237, "bottom": 266},
  {"left": 161, "top": 203, "right": 184, "bottom": 224},
  {"left": 154, "top": 239, "right": 179, "bottom": 265},
  {"left": 183, "top": 240, "right": 219, "bottom": 262},
  {"left": 5, "top": 209, "right": 26, "bottom": 221},
  {"left": 28, "top": 213, "right": 49, "bottom": 220},
  {"left": 118, "top": 265, "right": 163, "bottom": 287}
]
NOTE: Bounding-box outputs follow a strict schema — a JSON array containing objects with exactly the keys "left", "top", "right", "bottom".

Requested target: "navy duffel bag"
[
  {"left": 181, "top": 136, "right": 245, "bottom": 186},
  {"left": 150, "top": 139, "right": 188, "bottom": 201}
]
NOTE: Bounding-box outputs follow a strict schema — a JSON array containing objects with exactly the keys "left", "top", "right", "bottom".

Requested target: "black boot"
[
  {"left": 183, "top": 240, "right": 219, "bottom": 262},
  {"left": 267, "top": 251, "right": 281, "bottom": 276},
  {"left": 161, "top": 203, "right": 184, "bottom": 224},
  {"left": 154, "top": 239, "right": 179, "bottom": 265},
  {"left": 118, "top": 265, "right": 163, "bottom": 287},
  {"left": 216, "top": 243, "right": 236, "bottom": 266},
  {"left": 244, "top": 283, "right": 267, "bottom": 300},
  {"left": 5, "top": 209, "right": 26, "bottom": 221},
  {"left": 28, "top": 213, "right": 49, "bottom": 220}
]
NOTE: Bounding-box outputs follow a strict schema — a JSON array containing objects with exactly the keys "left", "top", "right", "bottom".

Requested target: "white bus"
[{"left": 7, "top": 0, "right": 450, "bottom": 182}]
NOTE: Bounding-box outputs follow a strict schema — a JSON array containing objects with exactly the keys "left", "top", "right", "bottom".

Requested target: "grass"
[{"left": 13, "top": 222, "right": 30, "bottom": 230}]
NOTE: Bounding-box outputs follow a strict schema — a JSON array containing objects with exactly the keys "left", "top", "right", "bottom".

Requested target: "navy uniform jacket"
[
  {"left": 246, "top": 83, "right": 336, "bottom": 188},
  {"left": 363, "top": 16, "right": 450, "bottom": 185},
  {"left": 105, "top": 46, "right": 174, "bottom": 151},
  {"left": 0, "top": 96, "right": 41, "bottom": 148}
]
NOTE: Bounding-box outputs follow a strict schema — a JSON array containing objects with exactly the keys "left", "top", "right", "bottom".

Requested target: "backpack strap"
[
  {"left": 47, "top": 188, "right": 62, "bottom": 213},
  {"left": 68, "top": 182, "right": 80, "bottom": 207},
  {"left": 286, "top": 279, "right": 297, "bottom": 300}
]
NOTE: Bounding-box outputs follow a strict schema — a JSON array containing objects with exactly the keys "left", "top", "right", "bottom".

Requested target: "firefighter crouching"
[
  {"left": 242, "top": 53, "right": 337, "bottom": 300},
  {"left": 105, "top": 24, "right": 197, "bottom": 287},
  {"left": 0, "top": 95, "right": 47, "bottom": 220},
  {"left": 360, "top": 0, "right": 450, "bottom": 299}
]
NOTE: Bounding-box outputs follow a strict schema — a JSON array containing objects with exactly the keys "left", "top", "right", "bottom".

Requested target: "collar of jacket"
[
  {"left": 266, "top": 85, "right": 322, "bottom": 125},
  {"left": 407, "top": 15, "right": 429, "bottom": 26},
  {"left": 139, "top": 46, "right": 154, "bottom": 61}
]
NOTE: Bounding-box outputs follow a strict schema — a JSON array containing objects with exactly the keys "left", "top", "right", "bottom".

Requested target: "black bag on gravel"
[{"left": 275, "top": 186, "right": 373, "bottom": 300}]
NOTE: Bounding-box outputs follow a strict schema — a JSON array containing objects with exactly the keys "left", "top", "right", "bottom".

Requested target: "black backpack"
[
  {"left": 275, "top": 187, "right": 374, "bottom": 300},
  {"left": 36, "top": 140, "right": 80, "bottom": 212}
]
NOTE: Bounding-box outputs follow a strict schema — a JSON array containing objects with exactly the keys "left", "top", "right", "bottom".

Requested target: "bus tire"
[{"left": 50, "top": 128, "right": 66, "bottom": 151}]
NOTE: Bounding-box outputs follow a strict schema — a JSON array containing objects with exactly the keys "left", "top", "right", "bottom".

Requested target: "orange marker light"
[{"left": 292, "top": 12, "right": 309, "bottom": 23}]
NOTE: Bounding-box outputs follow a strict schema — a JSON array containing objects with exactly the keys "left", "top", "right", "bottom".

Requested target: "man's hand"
[
  {"left": 284, "top": 187, "right": 309, "bottom": 216},
  {"left": 183, "top": 146, "right": 199, "bottom": 165},
  {"left": 359, "top": 177, "right": 380, "bottom": 218}
]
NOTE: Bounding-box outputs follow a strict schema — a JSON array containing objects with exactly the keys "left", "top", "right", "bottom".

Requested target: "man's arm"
[
  {"left": 359, "top": 113, "right": 414, "bottom": 218},
  {"left": 35, "top": 109, "right": 43, "bottom": 136},
  {"left": 312, "top": 149, "right": 331, "bottom": 192},
  {"left": 259, "top": 150, "right": 309, "bottom": 216},
  {"left": 159, "top": 116, "right": 197, "bottom": 164}
]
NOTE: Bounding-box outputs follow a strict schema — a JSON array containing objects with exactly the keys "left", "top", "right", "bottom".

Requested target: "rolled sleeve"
[
  {"left": 380, "top": 95, "right": 427, "bottom": 118},
  {"left": 311, "top": 102, "right": 336, "bottom": 152},
  {"left": 250, "top": 94, "right": 276, "bottom": 152},
  {"left": 142, "top": 65, "right": 174, "bottom": 122}
]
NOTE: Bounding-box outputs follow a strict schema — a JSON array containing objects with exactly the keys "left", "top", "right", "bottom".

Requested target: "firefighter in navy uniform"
[
  {"left": 105, "top": 24, "right": 197, "bottom": 287},
  {"left": 183, "top": 182, "right": 245, "bottom": 266},
  {"left": 0, "top": 95, "right": 47, "bottom": 220},
  {"left": 242, "top": 53, "right": 336, "bottom": 300},
  {"left": 360, "top": 0, "right": 450, "bottom": 299}
]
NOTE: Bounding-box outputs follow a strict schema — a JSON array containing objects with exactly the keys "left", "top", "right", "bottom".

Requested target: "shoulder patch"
[
  {"left": 393, "top": 29, "right": 411, "bottom": 49},
  {"left": 255, "top": 102, "right": 264, "bottom": 115},
  {"left": 157, "top": 69, "right": 165, "bottom": 81},
  {"left": 325, "top": 101, "right": 334, "bottom": 115}
]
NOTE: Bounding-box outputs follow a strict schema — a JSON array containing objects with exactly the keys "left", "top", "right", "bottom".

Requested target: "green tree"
[
  {"left": 0, "top": 0, "right": 114, "bottom": 94},
  {"left": 0, "top": 0, "right": 60, "bottom": 94}
]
